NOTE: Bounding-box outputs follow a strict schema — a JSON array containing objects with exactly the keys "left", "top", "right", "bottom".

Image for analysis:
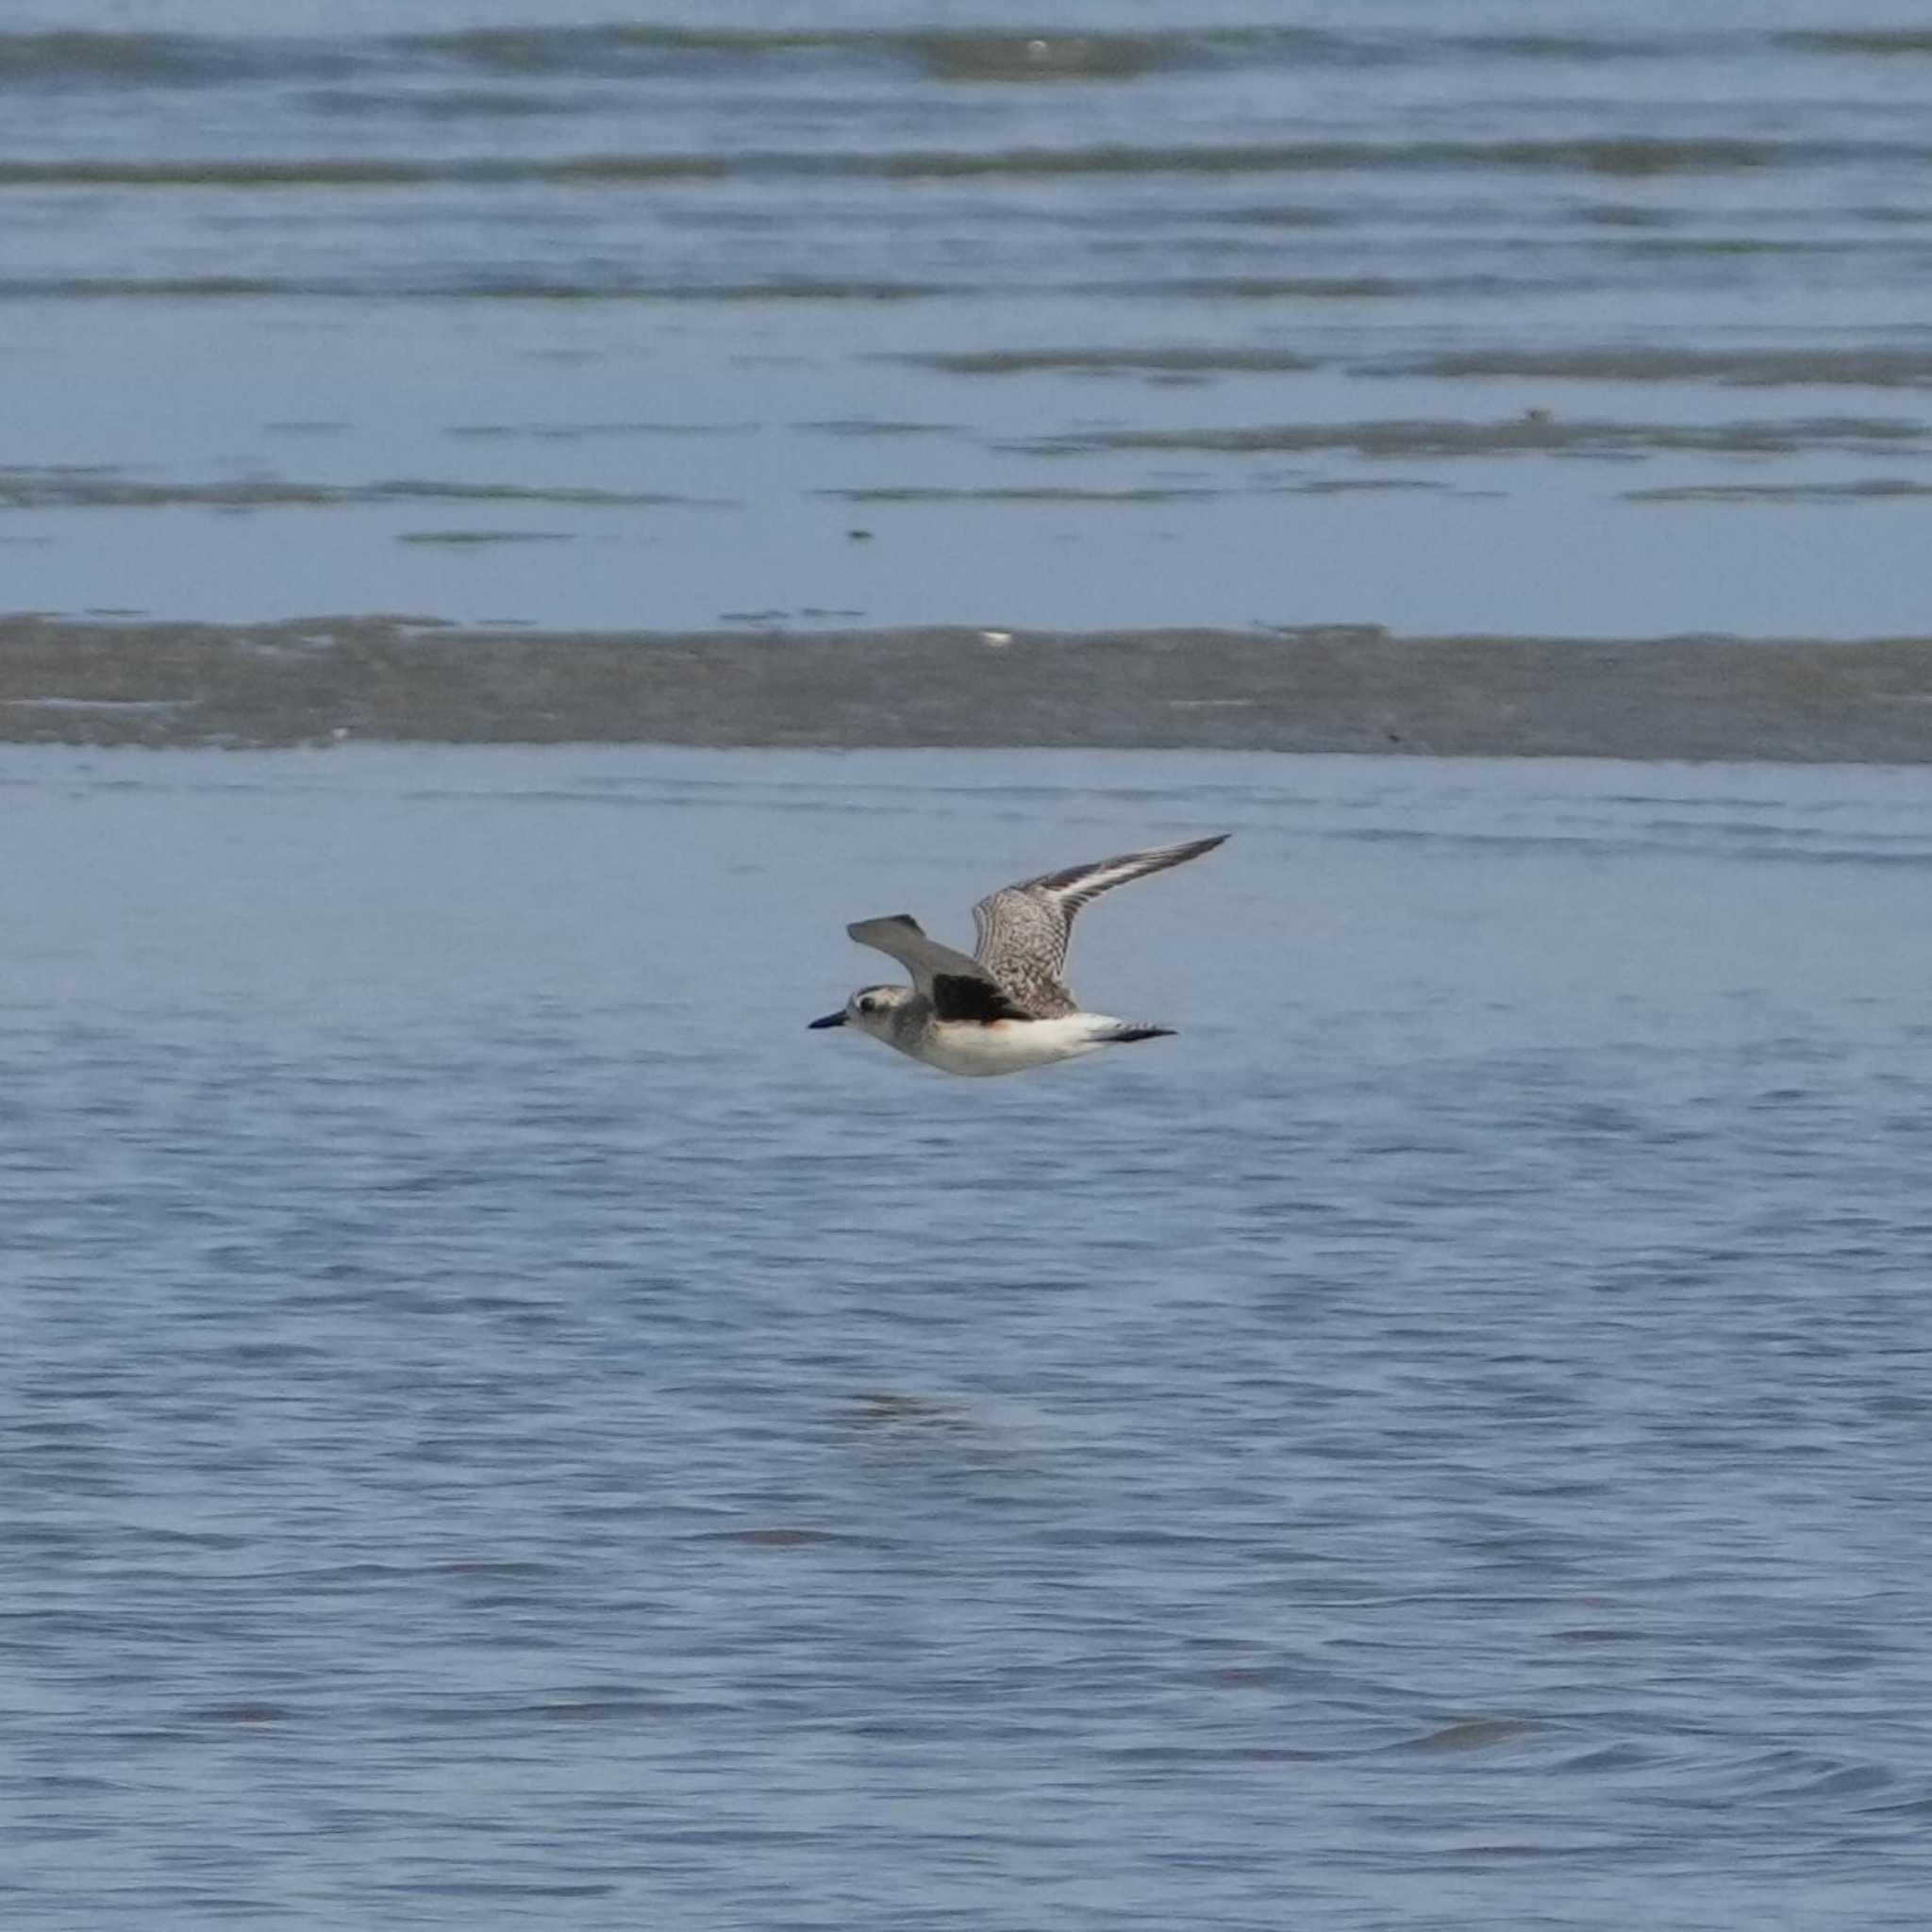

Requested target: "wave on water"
[
  {"left": 820, "top": 486, "right": 1221, "bottom": 504},
  {"left": 0, "top": 469, "right": 709, "bottom": 509},
  {"left": 4, "top": 25, "right": 1930, "bottom": 93},
  {"left": 1012, "top": 416, "right": 1931, "bottom": 460},
  {"left": 0, "top": 275, "right": 971, "bottom": 302},
  {"left": 0, "top": 31, "right": 353, "bottom": 88},
  {"left": 900, "top": 345, "right": 1932, "bottom": 388},
  {"left": 1359, "top": 348, "right": 1932, "bottom": 389},
  {"left": 1774, "top": 30, "right": 1932, "bottom": 57},
  {"left": 1626, "top": 478, "right": 1932, "bottom": 502},
  {"left": 1, "top": 139, "right": 1917, "bottom": 191},
  {"left": 900, "top": 348, "right": 1327, "bottom": 376}
]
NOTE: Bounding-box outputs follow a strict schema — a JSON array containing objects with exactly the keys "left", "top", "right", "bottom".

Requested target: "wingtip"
[
  {"left": 847, "top": 912, "right": 923, "bottom": 943},
  {"left": 1147, "top": 831, "right": 1228, "bottom": 867},
  {"left": 1155, "top": 832, "right": 1229, "bottom": 861}
]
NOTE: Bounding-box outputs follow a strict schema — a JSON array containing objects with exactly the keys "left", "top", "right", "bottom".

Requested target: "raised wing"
[
  {"left": 847, "top": 914, "right": 1033, "bottom": 1023},
  {"left": 972, "top": 833, "right": 1228, "bottom": 1017}
]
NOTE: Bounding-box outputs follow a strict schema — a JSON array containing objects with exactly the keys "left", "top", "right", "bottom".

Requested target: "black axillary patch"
[{"left": 931, "top": 974, "right": 1031, "bottom": 1024}]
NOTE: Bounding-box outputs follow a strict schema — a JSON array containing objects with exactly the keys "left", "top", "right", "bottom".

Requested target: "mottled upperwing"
[{"left": 972, "top": 834, "right": 1229, "bottom": 1018}]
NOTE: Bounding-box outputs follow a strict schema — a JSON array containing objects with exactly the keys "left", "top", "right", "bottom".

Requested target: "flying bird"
[{"left": 809, "top": 834, "right": 1227, "bottom": 1076}]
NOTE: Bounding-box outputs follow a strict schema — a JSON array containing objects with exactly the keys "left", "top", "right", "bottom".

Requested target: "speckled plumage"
[
  {"left": 814, "top": 834, "right": 1228, "bottom": 1077},
  {"left": 970, "top": 835, "right": 1229, "bottom": 1017}
]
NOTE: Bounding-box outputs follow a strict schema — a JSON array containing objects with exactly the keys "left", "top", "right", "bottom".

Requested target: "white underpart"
[{"left": 910, "top": 1012, "right": 1131, "bottom": 1077}]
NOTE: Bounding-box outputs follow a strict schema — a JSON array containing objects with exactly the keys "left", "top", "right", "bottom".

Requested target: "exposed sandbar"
[{"left": 2, "top": 617, "right": 1929, "bottom": 761}]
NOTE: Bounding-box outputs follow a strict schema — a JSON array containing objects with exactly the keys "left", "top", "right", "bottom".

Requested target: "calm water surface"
[
  {"left": 5, "top": 744, "right": 1931, "bottom": 1928},
  {"left": 3, "top": 0, "right": 1932, "bottom": 632}
]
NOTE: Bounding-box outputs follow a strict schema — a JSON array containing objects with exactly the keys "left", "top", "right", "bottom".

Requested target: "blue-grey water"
[
  {"left": 6, "top": 744, "right": 1931, "bottom": 1928},
  {"left": 4, "top": 0, "right": 1932, "bottom": 635}
]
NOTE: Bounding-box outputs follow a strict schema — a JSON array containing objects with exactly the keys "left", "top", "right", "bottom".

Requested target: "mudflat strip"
[{"left": 3, "top": 617, "right": 1929, "bottom": 761}]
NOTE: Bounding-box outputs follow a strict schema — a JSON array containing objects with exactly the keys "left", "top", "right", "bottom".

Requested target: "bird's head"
[{"left": 808, "top": 984, "right": 915, "bottom": 1041}]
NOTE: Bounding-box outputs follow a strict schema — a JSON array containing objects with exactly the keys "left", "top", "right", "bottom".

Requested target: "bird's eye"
[{"left": 858, "top": 996, "right": 876, "bottom": 1014}]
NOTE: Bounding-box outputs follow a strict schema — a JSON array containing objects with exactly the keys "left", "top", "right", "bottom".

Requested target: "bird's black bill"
[{"left": 808, "top": 1009, "right": 847, "bottom": 1029}]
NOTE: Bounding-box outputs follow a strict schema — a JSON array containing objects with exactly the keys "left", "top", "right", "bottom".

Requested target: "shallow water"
[
  {"left": 4, "top": 0, "right": 1932, "bottom": 633},
  {"left": 6, "top": 744, "right": 1932, "bottom": 1928}
]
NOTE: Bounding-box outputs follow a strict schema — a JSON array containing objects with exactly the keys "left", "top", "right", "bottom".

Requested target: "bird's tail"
[{"left": 1097, "top": 1022, "right": 1175, "bottom": 1045}]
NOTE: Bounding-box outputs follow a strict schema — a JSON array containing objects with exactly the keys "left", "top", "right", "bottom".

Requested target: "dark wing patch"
[
  {"left": 931, "top": 973, "right": 1034, "bottom": 1024},
  {"left": 971, "top": 890, "right": 1079, "bottom": 1017},
  {"left": 848, "top": 912, "right": 1025, "bottom": 1011}
]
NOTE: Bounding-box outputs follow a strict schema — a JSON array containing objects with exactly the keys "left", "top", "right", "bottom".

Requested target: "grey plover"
[{"left": 809, "top": 834, "right": 1227, "bottom": 1076}]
